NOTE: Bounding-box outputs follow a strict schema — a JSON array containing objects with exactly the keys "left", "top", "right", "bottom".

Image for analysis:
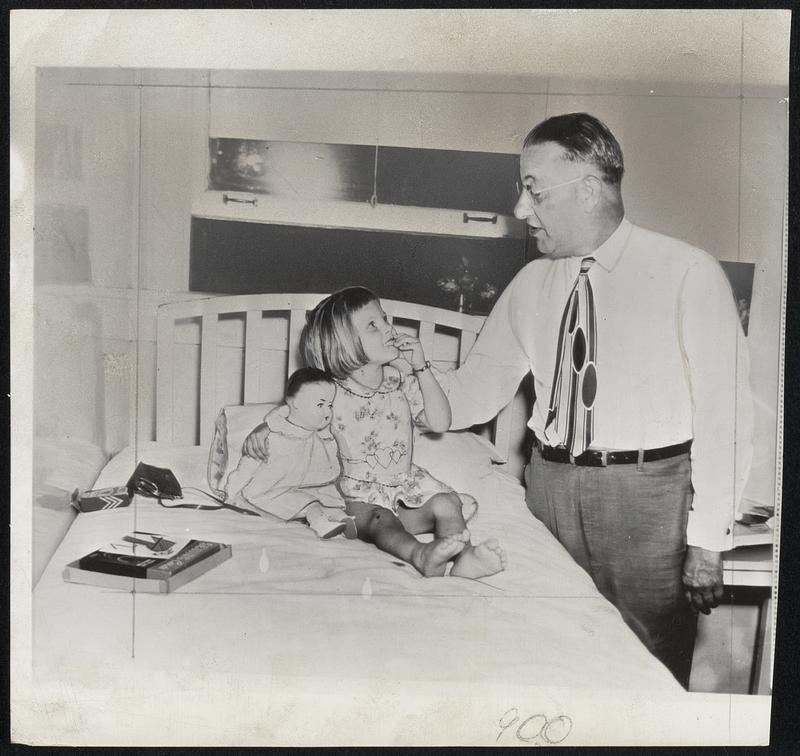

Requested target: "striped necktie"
[{"left": 543, "top": 256, "right": 598, "bottom": 457}]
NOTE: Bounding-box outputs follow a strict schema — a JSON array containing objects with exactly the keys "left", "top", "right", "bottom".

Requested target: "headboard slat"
[
  {"left": 494, "top": 406, "right": 514, "bottom": 462},
  {"left": 418, "top": 321, "right": 436, "bottom": 363},
  {"left": 287, "top": 309, "right": 306, "bottom": 380},
  {"left": 243, "top": 310, "right": 262, "bottom": 403},
  {"left": 199, "top": 313, "right": 219, "bottom": 446},
  {"left": 156, "top": 309, "right": 175, "bottom": 444},
  {"left": 459, "top": 330, "right": 477, "bottom": 366}
]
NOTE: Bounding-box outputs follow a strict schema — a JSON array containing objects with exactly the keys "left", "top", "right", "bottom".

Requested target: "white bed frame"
[{"left": 155, "top": 293, "right": 516, "bottom": 458}]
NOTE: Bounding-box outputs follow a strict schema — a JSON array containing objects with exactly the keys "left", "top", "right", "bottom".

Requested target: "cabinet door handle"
[
  {"left": 222, "top": 193, "right": 258, "bottom": 206},
  {"left": 463, "top": 213, "right": 497, "bottom": 224}
]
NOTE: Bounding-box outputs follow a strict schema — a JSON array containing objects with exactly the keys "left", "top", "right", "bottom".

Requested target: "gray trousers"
[{"left": 525, "top": 445, "right": 697, "bottom": 688}]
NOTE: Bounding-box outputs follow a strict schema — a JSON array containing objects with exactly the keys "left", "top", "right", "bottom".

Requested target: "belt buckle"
[{"left": 599, "top": 450, "right": 608, "bottom": 467}]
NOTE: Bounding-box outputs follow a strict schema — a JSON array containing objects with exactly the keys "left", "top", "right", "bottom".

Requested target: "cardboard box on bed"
[
  {"left": 63, "top": 533, "right": 232, "bottom": 593},
  {"left": 70, "top": 486, "right": 132, "bottom": 512}
]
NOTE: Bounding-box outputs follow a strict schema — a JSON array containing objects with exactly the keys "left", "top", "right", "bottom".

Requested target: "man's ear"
[{"left": 582, "top": 175, "right": 603, "bottom": 212}]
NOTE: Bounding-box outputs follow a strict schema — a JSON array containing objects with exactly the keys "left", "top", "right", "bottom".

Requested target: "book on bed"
[{"left": 63, "top": 532, "right": 232, "bottom": 593}]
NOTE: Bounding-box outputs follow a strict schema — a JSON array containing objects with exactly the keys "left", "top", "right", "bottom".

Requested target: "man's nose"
[{"left": 514, "top": 191, "right": 534, "bottom": 220}]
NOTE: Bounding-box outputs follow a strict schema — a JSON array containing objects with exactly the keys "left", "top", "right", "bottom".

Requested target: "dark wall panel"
[{"left": 190, "top": 218, "right": 524, "bottom": 315}]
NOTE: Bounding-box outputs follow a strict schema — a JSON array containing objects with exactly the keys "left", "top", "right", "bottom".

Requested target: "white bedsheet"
[{"left": 32, "top": 442, "right": 682, "bottom": 742}]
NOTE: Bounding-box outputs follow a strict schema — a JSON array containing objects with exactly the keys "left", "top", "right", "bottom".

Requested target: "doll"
[{"left": 226, "top": 367, "right": 355, "bottom": 539}]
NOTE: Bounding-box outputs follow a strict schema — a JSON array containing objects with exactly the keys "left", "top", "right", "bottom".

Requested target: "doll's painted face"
[{"left": 286, "top": 381, "right": 336, "bottom": 431}]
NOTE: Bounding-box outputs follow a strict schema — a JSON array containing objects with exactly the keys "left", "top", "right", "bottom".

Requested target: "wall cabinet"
[
  {"left": 196, "top": 135, "right": 527, "bottom": 312},
  {"left": 201, "top": 137, "right": 524, "bottom": 240},
  {"left": 208, "top": 137, "right": 520, "bottom": 217}
]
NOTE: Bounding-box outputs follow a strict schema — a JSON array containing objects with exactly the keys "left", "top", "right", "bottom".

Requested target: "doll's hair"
[
  {"left": 285, "top": 367, "right": 334, "bottom": 399},
  {"left": 300, "top": 286, "right": 380, "bottom": 380}
]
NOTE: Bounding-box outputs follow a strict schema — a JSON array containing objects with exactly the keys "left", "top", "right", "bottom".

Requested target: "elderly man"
[{"left": 442, "top": 112, "right": 753, "bottom": 687}]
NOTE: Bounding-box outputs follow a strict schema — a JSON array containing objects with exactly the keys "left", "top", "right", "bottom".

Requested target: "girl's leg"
[
  {"left": 346, "top": 500, "right": 466, "bottom": 577},
  {"left": 399, "top": 493, "right": 507, "bottom": 579},
  {"left": 397, "top": 492, "right": 468, "bottom": 538}
]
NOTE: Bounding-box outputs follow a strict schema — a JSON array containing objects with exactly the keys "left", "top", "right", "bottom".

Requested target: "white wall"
[{"left": 34, "top": 70, "right": 139, "bottom": 451}]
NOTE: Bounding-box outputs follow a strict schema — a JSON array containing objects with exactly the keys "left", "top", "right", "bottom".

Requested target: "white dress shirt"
[{"left": 442, "top": 217, "right": 754, "bottom": 552}]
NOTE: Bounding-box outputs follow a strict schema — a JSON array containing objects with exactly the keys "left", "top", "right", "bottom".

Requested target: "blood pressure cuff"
[{"left": 126, "top": 462, "right": 183, "bottom": 500}]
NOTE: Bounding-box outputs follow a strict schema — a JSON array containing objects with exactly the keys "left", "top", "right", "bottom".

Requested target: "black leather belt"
[{"left": 535, "top": 438, "right": 692, "bottom": 467}]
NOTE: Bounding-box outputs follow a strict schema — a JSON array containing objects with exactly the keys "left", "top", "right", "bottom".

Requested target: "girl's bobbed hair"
[{"left": 300, "top": 286, "right": 380, "bottom": 380}]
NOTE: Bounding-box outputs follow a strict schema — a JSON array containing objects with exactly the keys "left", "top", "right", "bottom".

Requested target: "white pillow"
[
  {"left": 34, "top": 436, "right": 109, "bottom": 502},
  {"left": 33, "top": 436, "right": 109, "bottom": 586},
  {"left": 413, "top": 430, "right": 506, "bottom": 492},
  {"left": 93, "top": 441, "right": 210, "bottom": 491},
  {"left": 207, "top": 403, "right": 280, "bottom": 493}
]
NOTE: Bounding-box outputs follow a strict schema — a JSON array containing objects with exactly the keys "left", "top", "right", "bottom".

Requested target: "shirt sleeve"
[
  {"left": 678, "top": 253, "right": 754, "bottom": 552},
  {"left": 438, "top": 276, "right": 532, "bottom": 429}
]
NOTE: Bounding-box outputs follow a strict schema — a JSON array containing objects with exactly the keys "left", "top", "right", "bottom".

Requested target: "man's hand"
[
  {"left": 682, "top": 546, "right": 724, "bottom": 615},
  {"left": 241, "top": 422, "right": 270, "bottom": 460}
]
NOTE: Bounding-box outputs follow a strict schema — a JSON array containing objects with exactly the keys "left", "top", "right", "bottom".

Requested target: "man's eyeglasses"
[{"left": 515, "top": 175, "right": 590, "bottom": 206}]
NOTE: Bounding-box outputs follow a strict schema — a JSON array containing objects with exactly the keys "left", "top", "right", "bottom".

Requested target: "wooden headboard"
[{"left": 155, "top": 293, "right": 516, "bottom": 460}]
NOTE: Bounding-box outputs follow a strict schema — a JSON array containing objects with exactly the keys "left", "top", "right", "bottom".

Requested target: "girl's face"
[{"left": 350, "top": 300, "right": 398, "bottom": 366}]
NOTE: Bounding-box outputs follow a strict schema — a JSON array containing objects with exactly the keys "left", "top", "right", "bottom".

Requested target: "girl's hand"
[
  {"left": 391, "top": 333, "right": 426, "bottom": 371},
  {"left": 242, "top": 422, "right": 270, "bottom": 460}
]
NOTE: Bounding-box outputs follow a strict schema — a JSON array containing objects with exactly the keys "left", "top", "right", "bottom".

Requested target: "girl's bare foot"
[
  {"left": 412, "top": 531, "right": 469, "bottom": 577},
  {"left": 450, "top": 538, "right": 507, "bottom": 579}
]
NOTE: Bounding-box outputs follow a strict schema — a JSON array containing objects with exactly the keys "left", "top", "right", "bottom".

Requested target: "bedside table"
[
  {"left": 721, "top": 537, "right": 775, "bottom": 695},
  {"left": 723, "top": 543, "right": 773, "bottom": 588}
]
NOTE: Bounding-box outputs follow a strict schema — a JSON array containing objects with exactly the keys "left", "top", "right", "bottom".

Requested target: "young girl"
[{"left": 300, "top": 286, "right": 506, "bottom": 579}]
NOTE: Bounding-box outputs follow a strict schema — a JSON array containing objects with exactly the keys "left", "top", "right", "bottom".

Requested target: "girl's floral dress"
[{"left": 332, "top": 365, "right": 454, "bottom": 512}]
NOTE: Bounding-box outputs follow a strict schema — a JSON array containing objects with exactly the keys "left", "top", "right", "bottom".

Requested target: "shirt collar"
[{"left": 587, "top": 216, "right": 633, "bottom": 272}]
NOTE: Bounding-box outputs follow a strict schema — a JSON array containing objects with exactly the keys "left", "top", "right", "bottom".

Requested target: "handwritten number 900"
[{"left": 496, "top": 707, "right": 573, "bottom": 744}]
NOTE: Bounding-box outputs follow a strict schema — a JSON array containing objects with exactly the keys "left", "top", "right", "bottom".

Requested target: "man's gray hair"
[{"left": 523, "top": 113, "right": 625, "bottom": 186}]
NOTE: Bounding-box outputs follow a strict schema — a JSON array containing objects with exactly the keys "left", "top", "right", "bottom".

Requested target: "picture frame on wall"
[{"left": 719, "top": 261, "right": 755, "bottom": 335}]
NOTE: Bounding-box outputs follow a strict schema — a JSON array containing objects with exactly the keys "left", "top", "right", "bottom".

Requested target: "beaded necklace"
[{"left": 336, "top": 366, "right": 402, "bottom": 398}]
